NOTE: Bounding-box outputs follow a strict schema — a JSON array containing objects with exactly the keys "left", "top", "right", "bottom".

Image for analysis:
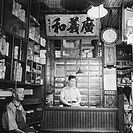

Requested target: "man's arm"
[
  {"left": 60, "top": 95, "right": 72, "bottom": 106},
  {"left": 77, "top": 96, "right": 81, "bottom": 105},
  {"left": 12, "top": 128, "right": 25, "bottom": 133}
]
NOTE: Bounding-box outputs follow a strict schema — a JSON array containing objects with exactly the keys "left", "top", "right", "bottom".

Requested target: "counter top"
[{"left": 44, "top": 106, "right": 118, "bottom": 111}]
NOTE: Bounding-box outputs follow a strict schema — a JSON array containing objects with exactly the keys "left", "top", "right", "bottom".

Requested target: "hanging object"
[
  {"left": 87, "top": 4, "right": 108, "bottom": 19},
  {"left": 76, "top": 68, "right": 82, "bottom": 74},
  {"left": 76, "top": 41, "right": 83, "bottom": 74}
]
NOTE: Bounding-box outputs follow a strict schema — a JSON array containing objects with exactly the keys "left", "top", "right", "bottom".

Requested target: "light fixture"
[
  {"left": 76, "top": 40, "right": 83, "bottom": 74},
  {"left": 76, "top": 68, "right": 82, "bottom": 74},
  {"left": 87, "top": 4, "right": 108, "bottom": 19}
]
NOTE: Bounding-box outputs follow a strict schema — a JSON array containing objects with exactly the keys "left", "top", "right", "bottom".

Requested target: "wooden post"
[
  {"left": 118, "top": 87, "right": 124, "bottom": 133},
  {"left": 131, "top": 72, "right": 133, "bottom": 106}
]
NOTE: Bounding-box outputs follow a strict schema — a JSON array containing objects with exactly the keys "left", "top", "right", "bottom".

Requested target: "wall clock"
[{"left": 101, "top": 28, "right": 118, "bottom": 45}]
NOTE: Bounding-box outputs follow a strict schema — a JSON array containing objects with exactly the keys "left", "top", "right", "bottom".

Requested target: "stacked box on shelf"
[
  {"left": 40, "top": 49, "right": 46, "bottom": 65},
  {"left": 81, "top": 45, "right": 94, "bottom": 58},
  {"left": 54, "top": 59, "right": 66, "bottom": 106},
  {"left": 54, "top": 77, "right": 65, "bottom": 106},
  {"left": 34, "top": 27, "right": 40, "bottom": 43},
  {"left": 14, "top": 45, "right": 19, "bottom": 59},
  {"left": 33, "top": 55, "right": 40, "bottom": 63},
  {"left": 31, "top": 63, "right": 37, "bottom": 84},
  {"left": 12, "top": 0, "right": 26, "bottom": 22},
  {"left": 40, "top": 37, "right": 46, "bottom": 47},
  {"left": 117, "top": 69, "right": 131, "bottom": 87},
  {"left": 0, "top": 36, "right": 9, "bottom": 56},
  {"left": 34, "top": 44, "right": 40, "bottom": 63},
  {"left": 26, "top": 42, "right": 34, "bottom": 84},
  {"left": 34, "top": 44, "right": 40, "bottom": 53},
  {"left": 29, "top": 27, "right": 35, "bottom": 40},
  {"left": 13, "top": 61, "right": 22, "bottom": 82},
  {"left": 54, "top": 40, "right": 61, "bottom": 59},
  {"left": 26, "top": 61, "right": 32, "bottom": 84},
  {"left": 29, "top": 16, "right": 40, "bottom": 43},
  {"left": 40, "top": 37, "right": 46, "bottom": 65},
  {"left": 24, "top": 89, "right": 33, "bottom": 95},
  {"left": 0, "top": 89, "right": 12, "bottom": 97},
  {"left": 35, "top": 64, "right": 42, "bottom": 84},
  {"left": 55, "top": 50, "right": 61, "bottom": 58},
  {"left": 0, "top": 59, "right": 6, "bottom": 79},
  {"left": 27, "top": 42, "right": 34, "bottom": 60}
]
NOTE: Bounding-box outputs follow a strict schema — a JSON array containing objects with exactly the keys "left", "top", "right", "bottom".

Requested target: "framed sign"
[
  {"left": 45, "top": 14, "right": 100, "bottom": 36},
  {"left": 103, "top": 68, "right": 117, "bottom": 90},
  {"left": 104, "top": 44, "right": 116, "bottom": 66}
]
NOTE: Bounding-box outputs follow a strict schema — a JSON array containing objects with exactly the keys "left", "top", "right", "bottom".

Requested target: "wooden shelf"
[
  {"left": 0, "top": 0, "right": 45, "bottom": 131},
  {"left": 5, "top": 9, "right": 27, "bottom": 26},
  {"left": 0, "top": 79, "right": 25, "bottom": 85},
  {"left": 4, "top": 29, "right": 27, "bottom": 41},
  {"left": 116, "top": 66, "right": 133, "bottom": 69},
  {"left": 23, "top": 101, "right": 43, "bottom": 106},
  {"left": 0, "top": 54, "right": 11, "bottom": 58}
]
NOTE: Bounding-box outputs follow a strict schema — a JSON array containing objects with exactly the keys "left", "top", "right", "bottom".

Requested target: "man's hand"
[{"left": 71, "top": 102, "right": 80, "bottom": 107}]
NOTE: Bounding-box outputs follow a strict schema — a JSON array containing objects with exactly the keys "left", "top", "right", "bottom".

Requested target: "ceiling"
[{"left": 36, "top": 0, "right": 133, "bottom": 10}]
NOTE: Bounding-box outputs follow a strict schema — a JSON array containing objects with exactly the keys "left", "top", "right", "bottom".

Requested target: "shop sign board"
[{"left": 45, "top": 14, "right": 100, "bottom": 36}]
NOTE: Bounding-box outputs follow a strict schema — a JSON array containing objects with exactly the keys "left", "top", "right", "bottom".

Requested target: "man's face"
[
  {"left": 14, "top": 88, "right": 25, "bottom": 101},
  {"left": 69, "top": 78, "right": 76, "bottom": 87}
]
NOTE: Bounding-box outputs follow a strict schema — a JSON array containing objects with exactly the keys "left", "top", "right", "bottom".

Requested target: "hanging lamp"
[
  {"left": 87, "top": 4, "right": 108, "bottom": 19},
  {"left": 76, "top": 40, "right": 83, "bottom": 74},
  {"left": 76, "top": 68, "right": 82, "bottom": 74}
]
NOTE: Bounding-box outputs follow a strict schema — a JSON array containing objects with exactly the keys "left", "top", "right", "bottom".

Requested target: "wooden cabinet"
[
  {"left": 45, "top": 39, "right": 103, "bottom": 107},
  {"left": 0, "top": 0, "right": 46, "bottom": 131}
]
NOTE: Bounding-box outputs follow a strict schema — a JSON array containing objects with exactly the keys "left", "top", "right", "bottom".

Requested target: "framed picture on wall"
[{"left": 104, "top": 44, "right": 116, "bottom": 66}]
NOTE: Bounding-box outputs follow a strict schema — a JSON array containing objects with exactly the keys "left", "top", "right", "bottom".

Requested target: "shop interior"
[{"left": 0, "top": 0, "right": 133, "bottom": 133}]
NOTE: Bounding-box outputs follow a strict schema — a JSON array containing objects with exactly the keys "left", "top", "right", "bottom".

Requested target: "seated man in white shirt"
[{"left": 60, "top": 75, "right": 81, "bottom": 107}]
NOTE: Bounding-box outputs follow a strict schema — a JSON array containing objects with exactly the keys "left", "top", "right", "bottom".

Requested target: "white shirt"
[{"left": 60, "top": 86, "right": 81, "bottom": 102}]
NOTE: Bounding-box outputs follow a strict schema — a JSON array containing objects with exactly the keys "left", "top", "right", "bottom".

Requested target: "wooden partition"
[{"left": 41, "top": 107, "right": 119, "bottom": 133}]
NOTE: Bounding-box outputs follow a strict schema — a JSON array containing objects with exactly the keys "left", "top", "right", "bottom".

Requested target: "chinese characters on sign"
[{"left": 46, "top": 14, "right": 100, "bottom": 36}]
